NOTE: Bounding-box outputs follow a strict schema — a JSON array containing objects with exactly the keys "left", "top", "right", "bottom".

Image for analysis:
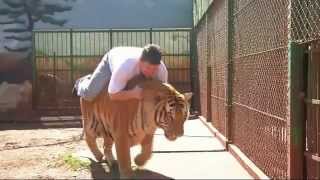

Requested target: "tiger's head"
[
  {"left": 127, "top": 76, "right": 193, "bottom": 141},
  {"left": 152, "top": 83, "right": 193, "bottom": 141}
]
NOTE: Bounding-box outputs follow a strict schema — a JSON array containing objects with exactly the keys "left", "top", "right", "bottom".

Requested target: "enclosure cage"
[{"left": 193, "top": 0, "right": 320, "bottom": 179}]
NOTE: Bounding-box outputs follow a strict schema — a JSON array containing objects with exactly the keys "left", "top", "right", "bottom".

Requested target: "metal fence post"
[
  {"left": 53, "top": 52, "right": 57, "bottom": 104},
  {"left": 110, "top": 29, "right": 113, "bottom": 48},
  {"left": 70, "top": 28, "right": 74, "bottom": 83},
  {"left": 226, "top": 0, "right": 235, "bottom": 145},
  {"left": 207, "top": 66, "right": 212, "bottom": 121},
  {"left": 288, "top": 0, "right": 306, "bottom": 177},
  {"left": 287, "top": 41, "right": 306, "bottom": 179},
  {"left": 205, "top": 11, "right": 212, "bottom": 122},
  {"left": 32, "top": 31, "right": 37, "bottom": 110},
  {"left": 150, "top": 28, "right": 153, "bottom": 44},
  {"left": 190, "top": 28, "right": 200, "bottom": 113}
]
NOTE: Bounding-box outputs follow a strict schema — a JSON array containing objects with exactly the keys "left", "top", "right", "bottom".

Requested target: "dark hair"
[{"left": 140, "top": 44, "right": 162, "bottom": 65}]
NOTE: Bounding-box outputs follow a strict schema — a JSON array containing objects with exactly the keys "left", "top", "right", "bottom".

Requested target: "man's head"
[{"left": 139, "top": 44, "right": 162, "bottom": 78}]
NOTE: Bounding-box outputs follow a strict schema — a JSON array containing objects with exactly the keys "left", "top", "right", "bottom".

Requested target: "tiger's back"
[{"left": 80, "top": 75, "right": 154, "bottom": 145}]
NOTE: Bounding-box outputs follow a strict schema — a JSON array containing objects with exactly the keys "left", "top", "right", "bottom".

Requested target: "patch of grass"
[{"left": 60, "top": 153, "right": 91, "bottom": 171}]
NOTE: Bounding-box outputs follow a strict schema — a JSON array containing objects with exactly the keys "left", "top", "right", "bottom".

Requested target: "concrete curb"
[{"left": 198, "top": 116, "right": 270, "bottom": 179}]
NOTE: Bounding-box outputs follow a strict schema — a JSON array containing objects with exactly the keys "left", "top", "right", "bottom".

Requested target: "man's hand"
[{"left": 131, "top": 86, "right": 143, "bottom": 100}]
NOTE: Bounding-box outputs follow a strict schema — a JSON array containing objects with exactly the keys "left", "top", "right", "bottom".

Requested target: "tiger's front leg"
[
  {"left": 102, "top": 130, "right": 115, "bottom": 166},
  {"left": 115, "top": 136, "right": 133, "bottom": 178},
  {"left": 134, "top": 133, "right": 154, "bottom": 167},
  {"left": 114, "top": 117, "right": 133, "bottom": 178}
]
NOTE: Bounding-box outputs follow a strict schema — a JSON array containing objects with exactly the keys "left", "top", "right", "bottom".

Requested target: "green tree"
[{"left": 0, "top": 0, "right": 75, "bottom": 57}]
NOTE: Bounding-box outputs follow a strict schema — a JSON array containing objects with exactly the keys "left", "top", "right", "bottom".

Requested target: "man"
[{"left": 74, "top": 44, "right": 168, "bottom": 101}]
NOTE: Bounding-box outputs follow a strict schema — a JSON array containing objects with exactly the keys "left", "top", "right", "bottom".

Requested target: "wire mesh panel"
[
  {"left": 305, "top": 41, "right": 320, "bottom": 179},
  {"left": 193, "top": 0, "right": 213, "bottom": 26},
  {"left": 232, "top": 0, "right": 289, "bottom": 178},
  {"left": 33, "top": 29, "right": 192, "bottom": 115},
  {"left": 291, "top": 0, "right": 320, "bottom": 43},
  {"left": 207, "top": 0, "right": 228, "bottom": 136},
  {"left": 196, "top": 20, "right": 208, "bottom": 118},
  {"left": 194, "top": 0, "right": 290, "bottom": 178}
]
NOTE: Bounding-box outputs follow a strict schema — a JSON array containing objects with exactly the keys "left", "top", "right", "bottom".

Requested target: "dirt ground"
[
  {"left": 0, "top": 123, "right": 173, "bottom": 179},
  {"left": 0, "top": 124, "right": 113, "bottom": 179}
]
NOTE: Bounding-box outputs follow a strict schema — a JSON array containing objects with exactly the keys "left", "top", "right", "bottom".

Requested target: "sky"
[{"left": 34, "top": 0, "right": 193, "bottom": 29}]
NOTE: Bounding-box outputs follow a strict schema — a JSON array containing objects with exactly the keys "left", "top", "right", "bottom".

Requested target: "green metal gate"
[
  {"left": 305, "top": 41, "right": 320, "bottom": 179},
  {"left": 32, "top": 28, "right": 193, "bottom": 115}
]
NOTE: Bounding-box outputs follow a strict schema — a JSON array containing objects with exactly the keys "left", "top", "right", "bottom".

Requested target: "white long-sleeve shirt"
[{"left": 105, "top": 47, "right": 168, "bottom": 94}]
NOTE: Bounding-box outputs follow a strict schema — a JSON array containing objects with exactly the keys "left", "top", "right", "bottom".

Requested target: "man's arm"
[
  {"left": 109, "top": 86, "right": 142, "bottom": 101},
  {"left": 158, "top": 62, "right": 168, "bottom": 83}
]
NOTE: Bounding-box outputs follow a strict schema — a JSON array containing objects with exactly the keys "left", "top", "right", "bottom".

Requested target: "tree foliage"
[{"left": 0, "top": 0, "right": 75, "bottom": 56}]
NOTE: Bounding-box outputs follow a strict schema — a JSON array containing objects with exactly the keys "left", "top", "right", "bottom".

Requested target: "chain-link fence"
[
  {"left": 193, "top": 0, "right": 320, "bottom": 178},
  {"left": 193, "top": 0, "right": 213, "bottom": 26},
  {"left": 207, "top": 0, "right": 228, "bottom": 137},
  {"left": 196, "top": 22, "right": 208, "bottom": 119},
  {"left": 195, "top": 1, "right": 288, "bottom": 178},
  {"left": 291, "top": 0, "right": 320, "bottom": 43},
  {"left": 232, "top": 0, "right": 289, "bottom": 178}
]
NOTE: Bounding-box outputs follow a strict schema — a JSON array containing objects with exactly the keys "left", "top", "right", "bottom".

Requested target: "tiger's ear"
[{"left": 183, "top": 92, "right": 193, "bottom": 101}]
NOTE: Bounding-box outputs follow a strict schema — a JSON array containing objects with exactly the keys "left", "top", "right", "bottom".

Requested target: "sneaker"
[{"left": 72, "top": 74, "right": 92, "bottom": 97}]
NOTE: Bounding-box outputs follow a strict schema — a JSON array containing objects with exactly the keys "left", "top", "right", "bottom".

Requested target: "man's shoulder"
[
  {"left": 112, "top": 57, "right": 138, "bottom": 74},
  {"left": 109, "top": 46, "right": 143, "bottom": 54}
]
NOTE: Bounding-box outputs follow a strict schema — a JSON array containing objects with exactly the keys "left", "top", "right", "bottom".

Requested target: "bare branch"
[
  {"left": 40, "top": 15, "right": 67, "bottom": 26},
  {"left": 4, "top": 45, "right": 30, "bottom": 52},
  {"left": 5, "top": 35, "right": 32, "bottom": 41},
  {"left": 0, "top": 19, "right": 25, "bottom": 24},
  {"left": 4, "top": 27, "right": 29, "bottom": 33},
  {"left": 3, "top": 0, "right": 24, "bottom": 8}
]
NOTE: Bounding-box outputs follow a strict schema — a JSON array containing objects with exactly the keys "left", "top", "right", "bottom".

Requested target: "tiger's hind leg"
[
  {"left": 81, "top": 100, "right": 104, "bottom": 162},
  {"left": 85, "top": 118, "right": 104, "bottom": 162},
  {"left": 134, "top": 134, "right": 154, "bottom": 167}
]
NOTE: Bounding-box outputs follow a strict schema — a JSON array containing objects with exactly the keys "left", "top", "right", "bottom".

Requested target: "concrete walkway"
[
  {"left": 77, "top": 119, "right": 253, "bottom": 179},
  {"left": 130, "top": 119, "right": 253, "bottom": 179}
]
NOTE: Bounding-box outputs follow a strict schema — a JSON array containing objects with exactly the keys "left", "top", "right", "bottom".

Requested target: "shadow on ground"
[{"left": 88, "top": 159, "right": 172, "bottom": 179}]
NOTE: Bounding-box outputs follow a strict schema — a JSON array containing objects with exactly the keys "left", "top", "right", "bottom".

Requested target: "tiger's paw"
[
  {"left": 134, "top": 154, "right": 150, "bottom": 167},
  {"left": 103, "top": 153, "right": 115, "bottom": 166},
  {"left": 93, "top": 153, "right": 104, "bottom": 162},
  {"left": 120, "top": 169, "right": 134, "bottom": 179}
]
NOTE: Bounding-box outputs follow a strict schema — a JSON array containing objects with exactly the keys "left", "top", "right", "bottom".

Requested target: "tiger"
[{"left": 80, "top": 74, "right": 192, "bottom": 178}]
